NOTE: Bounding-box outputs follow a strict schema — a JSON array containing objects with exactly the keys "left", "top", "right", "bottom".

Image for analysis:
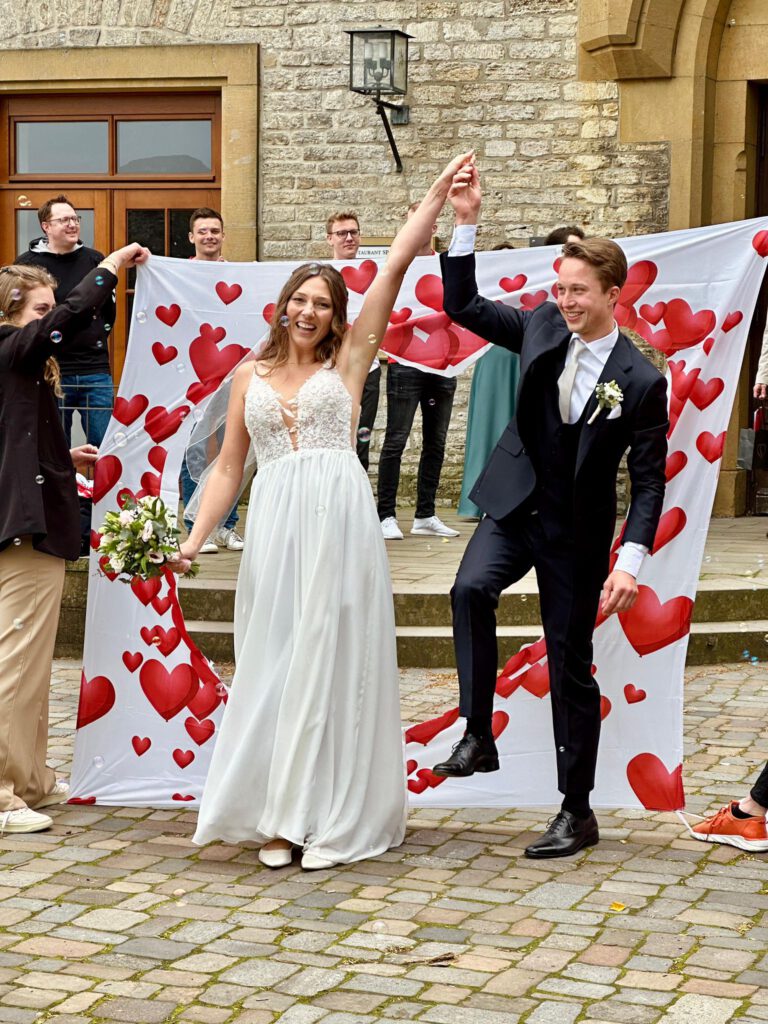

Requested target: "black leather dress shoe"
[
  {"left": 524, "top": 810, "right": 599, "bottom": 859},
  {"left": 432, "top": 733, "right": 499, "bottom": 777}
]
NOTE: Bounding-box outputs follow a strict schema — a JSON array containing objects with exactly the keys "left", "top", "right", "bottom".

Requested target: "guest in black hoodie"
[{"left": 15, "top": 194, "right": 116, "bottom": 446}]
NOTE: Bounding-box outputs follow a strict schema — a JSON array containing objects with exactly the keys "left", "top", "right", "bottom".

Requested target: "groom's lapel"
[{"left": 575, "top": 333, "right": 633, "bottom": 478}]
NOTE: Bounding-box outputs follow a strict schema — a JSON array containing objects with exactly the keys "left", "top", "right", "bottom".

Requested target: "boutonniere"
[{"left": 587, "top": 380, "right": 623, "bottom": 425}]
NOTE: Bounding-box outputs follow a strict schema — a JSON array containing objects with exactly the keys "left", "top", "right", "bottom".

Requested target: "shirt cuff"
[
  {"left": 447, "top": 224, "right": 478, "bottom": 257},
  {"left": 615, "top": 541, "right": 648, "bottom": 579}
]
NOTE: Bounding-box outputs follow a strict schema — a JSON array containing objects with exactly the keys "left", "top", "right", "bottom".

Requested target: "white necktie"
[{"left": 557, "top": 338, "right": 585, "bottom": 423}]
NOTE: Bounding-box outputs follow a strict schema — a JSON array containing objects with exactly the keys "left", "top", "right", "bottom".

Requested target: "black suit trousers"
[{"left": 451, "top": 510, "right": 604, "bottom": 795}]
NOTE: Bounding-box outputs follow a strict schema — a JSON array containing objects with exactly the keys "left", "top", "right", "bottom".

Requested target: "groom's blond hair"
[{"left": 562, "top": 238, "right": 627, "bottom": 293}]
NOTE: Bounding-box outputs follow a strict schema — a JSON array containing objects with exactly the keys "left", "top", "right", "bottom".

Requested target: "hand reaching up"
[{"left": 448, "top": 159, "right": 481, "bottom": 224}]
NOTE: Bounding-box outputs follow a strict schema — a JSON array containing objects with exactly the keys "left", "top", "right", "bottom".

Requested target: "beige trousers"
[{"left": 0, "top": 539, "right": 63, "bottom": 811}]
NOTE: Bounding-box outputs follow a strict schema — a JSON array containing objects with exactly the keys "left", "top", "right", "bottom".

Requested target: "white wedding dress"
[{"left": 194, "top": 362, "right": 407, "bottom": 862}]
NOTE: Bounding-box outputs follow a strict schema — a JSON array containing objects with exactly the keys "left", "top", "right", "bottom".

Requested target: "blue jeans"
[
  {"left": 59, "top": 372, "right": 114, "bottom": 447},
  {"left": 180, "top": 457, "right": 238, "bottom": 533}
]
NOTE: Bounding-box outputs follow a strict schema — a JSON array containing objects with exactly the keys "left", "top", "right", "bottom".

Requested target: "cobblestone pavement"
[{"left": 2, "top": 660, "right": 768, "bottom": 1024}]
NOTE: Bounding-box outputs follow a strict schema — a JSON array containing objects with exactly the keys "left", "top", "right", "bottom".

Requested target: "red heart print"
[
  {"left": 140, "top": 625, "right": 181, "bottom": 657},
  {"left": 690, "top": 376, "right": 724, "bottom": 411},
  {"left": 722, "top": 311, "right": 743, "bottom": 333},
  {"left": 624, "top": 684, "right": 647, "bottom": 704},
  {"left": 187, "top": 676, "right": 222, "bottom": 720},
  {"left": 413, "top": 274, "right": 444, "bottom": 312},
  {"left": 98, "top": 555, "right": 118, "bottom": 581},
  {"left": 669, "top": 360, "right": 701, "bottom": 403},
  {"left": 501, "top": 637, "right": 547, "bottom": 678},
  {"left": 618, "top": 586, "right": 693, "bottom": 656},
  {"left": 151, "top": 343, "right": 178, "bottom": 366},
  {"left": 340, "top": 259, "right": 378, "bottom": 294},
  {"left": 113, "top": 394, "right": 149, "bottom": 425},
  {"left": 600, "top": 696, "right": 611, "bottom": 720},
  {"left": 172, "top": 793, "right": 196, "bottom": 802},
  {"left": 665, "top": 451, "right": 687, "bottom": 482},
  {"left": 92, "top": 455, "right": 122, "bottom": 504},
  {"left": 185, "top": 717, "right": 215, "bottom": 745},
  {"left": 703, "top": 336, "right": 715, "bottom": 356},
  {"left": 68, "top": 796, "right": 96, "bottom": 805},
  {"left": 661, "top": 299, "right": 716, "bottom": 350},
  {"left": 416, "top": 767, "right": 446, "bottom": 789},
  {"left": 552, "top": 257, "right": 562, "bottom": 273},
  {"left": 215, "top": 281, "right": 243, "bottom": 305},
  {"left": 139, "top": 661, "right": 198, "bottom": 721},
  {"left": 186, "top": 379, "right": 221, "bottom": 405},
  {"left": 389, "top": 308, "right": 413, "bottom": 325},
  {"left": 122, "top": 651, "right": 143, "bottom": 673},
  {"left": 116, "top": 487, "right": 136, "bottom": 509},
  {"left": 156, "top": 304, "right": 181, "bottom": 327},
  {"left": 152, "top": 593, "right": 173, "bottom": 616},
  {"left": 148, "top": 446, "right": 167, "bottom": 473},
  {"left": 173, "top": 748, "right": 195, "bottom": 769},
  {"left": 262, "top": 302, "right": 276, "bottom": 324},
  {"left": 639, "top": 302, "right": 666, "bottom": 326},
  {"left": 406, "top": 759, "right": 417, "bottom": 776},
  {"left": 189, "top": 336, "right": 249, "bottom": 386},
  {"left": 139, "top": 471, "right": 161, "bottom": 498},
  {"left": 626, "top": 753, "right": 684, "bottom": 811},
  {"left": 76, "top": 673, "right": 116, "bottom": 729},
  {"left": 519, "top": 661, "right": 550, "bottom": 698},
  {"left": 696, "top": 430, "right": 726, "bottom": 464},
  {"left": 408, "top": 777, "right": 429, "bottom": 795},
  {"left": 491, "top": 710, "right": 509, "bottom": 739},
  {"left": 520, "top": 290, "right": 549, "bottom": 311},
  {"left": 650, "top": 507, "right": 687, "bottom": 555},
  {"left": 131, "top": 577, "right": 162, "bottom": 606},
  {"left": 404, "top": 708, "right": 460, "bottom": 746},
  {"left": 753, "top": 230, "right": 768, "bottom": 258},
  {"left": 496, "top": 674, "right": 520, "bottom": 698},
  {"left": 90, "top": 529, "right": 101, "bottom": 551},
  {"left": 499, "top": 274, "right": 527, "bottom": 293},
  {"left": 132, "top": 736, "right": 151, "bottom": 756},
  {"left": 145, "top": 405, "right": 190, "bottom": 444},
  {"left": 618, "top": 260, "right": 658, "bottom": 308},
  {"left": 198, "top": 322, "right": 227, "bottom": 345}
]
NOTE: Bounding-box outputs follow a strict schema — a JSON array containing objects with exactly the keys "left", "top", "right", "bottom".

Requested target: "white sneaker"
[
  {"left": 199, "top": 534, "right": 219, "bottom": 554},
  {"left": 0, "top": 808, "right": 53, "bottom": 834},
  {"left": 411, "top": 515, "right": 460, "bottom": 537},
  {"left": 35, "top": 780, "right": 69, "bottom": 809},
  {"left": 214, "top": 527, "right": 244, "bottom": 551},
  {"left": 381, "top": 517, "right": 404, "bottom": 540}
]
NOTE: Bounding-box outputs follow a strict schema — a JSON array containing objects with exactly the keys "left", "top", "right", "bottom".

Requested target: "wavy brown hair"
[
  {"left": 258, "top": 263, "right": 349, "bottom": 371},
  {"left": 0, "top": 264, "right": 63, "bottom": 395}
]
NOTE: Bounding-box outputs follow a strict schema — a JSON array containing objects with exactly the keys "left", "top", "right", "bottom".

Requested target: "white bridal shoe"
[
  {"left": 258, "top": 841, "right": 293, "bottom": 868},
  {"left": 301, "top": 851, "right": 337, "bottom": 871}
]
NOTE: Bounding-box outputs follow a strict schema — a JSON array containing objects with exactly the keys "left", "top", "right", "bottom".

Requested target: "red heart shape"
[
  {"left": 416, "top": 767, "right": 447, "bottom": 789},
  {"left": 491, "top": 710, "right": 509, "bottom": 739},
  {"left": 68, "top": 796, "right": 96, "bottom": 805},
  {"left": 152, "top": 593, "right": 173, "bottom": 616},
  {"left": 639, "top": 302, "right": 666, "bottom": 326},
  {"left": 189, "top": 336, "right": 248, "bottom": 386},
  {"left": 618, "top": 260, "right": 658, "bottom": 308},
  {"left": 113, "top": 394, "right": 149, "bottom": 426},
  {"left": 669, "top": 360, "right": 700, "bottom": 403},
  {"left": 187, "top": 676, "right": 222, "bottom": 720},
  {"left": 408, "top": 777, "right": 429, "bottom": 794},
  {"left": 626, "top": 753, "right": 683, "bottom": 811},
  {"left": 148, "top": 446, "right": 167, "bottom": 473},
  {"left": 618, "top": 586, "right": 693, "bottom": 656},
  {"left": 690, "top": 376, "right": 724, "bottom": 411},
  {"left": 703, "top": 336, "right": 715, "bottom": 356},
  {"left": 753, "top": 230, "right": 768, "bottom": 258},
  {"left": 117, "top": 487, "right": 136, "bottom": 509},
  {"left": 90, "top": 529, "right": 101, "bottom": 551},
  {"left": 198, "top": 322, "right": 227, "bottom": 345},
  {"left": 92, "top": 455, "right": 122, "bottom": 504},
  {"left": 140, "top": 625, "right": 181, "bottom": 657},
  {"left": 156, "top": 304, "right": 181, "bottom": 327},
  {"left": 520, "top": 290, "right": 549, "bottom": 311},
  {"left": 406, "top": 759, "right": 417, "bottom": 776},
  {"left": 496, "top": 674, "right": 520, "bottom": 698},
  {"left": 519, "top": 661, "right": 550, "bottom": 698},
  {"left": 340, "top": 260, "right": 378, "bottom": 294},
  {"left": 145, "top": 405, "right": 190, "bottom": 444},
  {"left": 186, "top": 379, "right": 221, "bottom": 405},
  {"left": 132, "top": 736, "right": 151, "bottom": 756},
  {"left": 501, "top": 637, "right": 547, "bottom": 678},
  {"left": 389, "top": 307, "right": 413, "bottom": 325},
  {"left": 139, "top": 661, "right": 198, "bottom": 721},
  {"left": 665, "top": 451, "right": 687, "bottom": 482},
  {"left": 600, "top": 696, "right": 611, "bottom": 720},
  {"left": 173, "top": 748, "right": 195, "bottom": 769},
  {"left": 722, "top": 311, "right": 743, "bottom": 333},
  {"left": 131, "top": 577, "right": 162, "bottom": 606},
  {"left": 662, "top": 299, "right": 716, "bottom": 350},
  {"left": 185, "top": 717, "right": 215, "bottom": 745},
  {"left": 172, "top": 793, "right": 196, "bottom": 802},
  {"left": 404, "top": 708, "right": 460, "bottom": 746},
  {"left": 262, "top": 302, "right": 275, "bottom": 324},
  {"left": 98, "top": 555, "right": 118, "bottom": 581},
  {"left": 122, "top": 651, "right": 143, "bottom": 673},
  {"left": 215, "top": 281, "right": 242, "bottom": 305},
  {"left": 499, "top": 274, "right": 527, "bottom": 293},
  {"left": 151, "top": 342, "right": 178, "bottom": 366},
  {"left": 650, "top": 506, "right": 687, "bottom": 555},
  {"left": 139, "top": 471, "right": 161, "bottom": 498},
  {"left": 76, "top": 672, "right": 116, "bottom": 729},
  {"left": 412, "top": 274, "right": 444, "bottom": 312},
  {"left": 696, "top": 430, "right": 726, "bottom": 464},
  {"left": 624, "top": 684, "right": 647, "bottom": 704}
]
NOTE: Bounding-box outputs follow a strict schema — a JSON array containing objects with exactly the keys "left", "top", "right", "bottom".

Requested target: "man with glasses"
[
  {"left": 15, "top": 194, "right": 115, "bottom": 446},
  {"left": 326, "top": 210, "right": 381, "bottom": 471}
]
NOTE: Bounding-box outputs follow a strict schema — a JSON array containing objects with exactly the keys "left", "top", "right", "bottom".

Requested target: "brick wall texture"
[{"left": 0, "top": 0, "right": 670, "bottom": 509}]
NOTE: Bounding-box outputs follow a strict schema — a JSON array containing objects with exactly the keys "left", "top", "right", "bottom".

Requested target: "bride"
[{"left": 173, "top": 152, "right": 474, "bottom": 870}]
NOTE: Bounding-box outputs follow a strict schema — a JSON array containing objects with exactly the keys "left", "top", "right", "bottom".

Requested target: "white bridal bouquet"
[{"left": 97, "top": 495, "right": 199, "bottom": 581}]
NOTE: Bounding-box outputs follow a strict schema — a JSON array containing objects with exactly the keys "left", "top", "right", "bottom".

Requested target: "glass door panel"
[{"left": 0, "top": 188, "right": 109, "bottom": 271}]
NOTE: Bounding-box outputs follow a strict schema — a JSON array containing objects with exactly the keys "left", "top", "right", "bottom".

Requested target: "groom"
[{"left": 433, "top": 165, "right": 668, "bottom": 858}]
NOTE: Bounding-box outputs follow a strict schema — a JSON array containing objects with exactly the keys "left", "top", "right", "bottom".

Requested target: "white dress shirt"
[{"left": 447, "top": 225, "right": 647, "bottom": 578}]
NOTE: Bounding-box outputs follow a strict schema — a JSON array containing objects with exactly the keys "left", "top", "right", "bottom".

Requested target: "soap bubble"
[
  {"left": 215, "top": 683, "right": 228, "bottom": 697},
  {"left": 104, "top": 324, "right": 112, "bottom": 332},
  {"left": 315, "top": 505, "right": 326, "bottom": 516},
  {"left": 520, "top": 594, "right": 528, "bottom": 602},
  {"left": 372, "top": 921, "right": 388, "bottom": 933},
  {"left": 93, "top": 756, "right": 104, "bottom": 769},
  {"left": 35, "top": 474, "right": 44, "bottom": 485},
  {"left": 279, "top": 315, "right": 290, "bottom": 327},
  {"left": 368, "top": 334, "right": 377, "bottom": 345},
  {"left": 10, "top": 289, "right": 21, "bottom": 301},
  {"left": 175, "top": 361, "right": 186, "bottom": 374},
  {"left": 307, "top": 263, "right": 321, "bottom": 275},
  {"left": 12, "top": 618, "right": 23, "bottom": 630},
  {"left": 357, "top": 427, "right": 371, "bottom": 444},
  {"left": 173, "top": 888, "right": 185, "bottom": 897},
  {"left": 136, "top": 311, "right": 147, "bottom": 324},
  {"left": 95, "top": 275, "right": 104, "bottom": 286},
  {"left": 114, "top": 432, "right": 127, "bottom": 448},
  {"left": 50, "top": 331, "right": 62, "bottom": 344},
  {"left": 12, "top": 537, "right": 21, "bottom": 546},
  {"left": 17, "top": 195, "right": 32, "bottom": 208},
  {"left": 428, "top": 398, "right": 436, "bottom": 406}
]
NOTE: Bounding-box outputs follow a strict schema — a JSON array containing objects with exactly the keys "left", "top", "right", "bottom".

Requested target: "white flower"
[
  {"left": 148, "top": 552, "right": 165, "bottom": 564},
  {"left": 118, "top": 510, "right": 134, "bottom": 527},
  {"left": 588, "top": 380, "right": 624, "bottom": 425},
  {"left": 141, "top": 521, "right": 154, "bottom": 542},
  {"left": 109, "top": 556, "right": 125, "bottom": 572},
  {"left": 99, "top": 535, "right": 110, "bottom": 548}
]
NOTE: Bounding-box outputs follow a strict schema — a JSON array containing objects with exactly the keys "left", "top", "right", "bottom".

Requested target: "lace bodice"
[{"left": 245, "top": 363, "right": 356, "bottom": 468}]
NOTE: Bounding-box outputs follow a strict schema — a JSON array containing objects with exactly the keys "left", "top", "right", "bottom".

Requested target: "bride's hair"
[
  {"left": 0, "top": 264, "right": 63, "bottom": 396},
  {"left": 259, "top": 262, "right": 348, "bottom": 370}
]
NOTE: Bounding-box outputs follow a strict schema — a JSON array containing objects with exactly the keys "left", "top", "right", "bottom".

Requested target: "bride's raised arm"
[{"left": 340, "top": 151, "right": 475, "bottom": 393}]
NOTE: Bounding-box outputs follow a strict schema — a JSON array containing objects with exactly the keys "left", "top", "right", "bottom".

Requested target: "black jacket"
[
  {"left": 15, "top": 241, "right": 115, "bottom": 374},
  {"left": 441, "top": 252, "right": 668, "bottom": 551},
  {"left": 0, "top": 267, "right": 118, "bottom": 560}
]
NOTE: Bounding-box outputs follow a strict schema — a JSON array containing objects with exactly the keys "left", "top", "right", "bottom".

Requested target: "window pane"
[
  {"left": 117, "top": 120, "right": 212, "bottom": 174},
  {"left": 16, "top": 122, "right": 108, "bottom": 174},
  {"left": 170, "top": 209, "right": 196, "bottom": 259},
  {"left": 127, "top": 209, "right": 165, "bottom": 288},
  {"left": 15, "top": 208, "right": 95, "bottom": 254}
]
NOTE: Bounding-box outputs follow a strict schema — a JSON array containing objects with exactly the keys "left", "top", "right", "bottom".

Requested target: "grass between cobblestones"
[{"left": 0, "top": 661, "right": 767, "bottom": 1024}]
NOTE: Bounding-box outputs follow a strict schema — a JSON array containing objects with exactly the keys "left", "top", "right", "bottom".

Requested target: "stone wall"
[{"left": 0, "top": 0, "right": 671, "bottom": 508}]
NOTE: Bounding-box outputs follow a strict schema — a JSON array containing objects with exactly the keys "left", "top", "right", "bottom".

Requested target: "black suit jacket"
[{"left": 441, "top": 252, "right": 668, "bottom": 552}]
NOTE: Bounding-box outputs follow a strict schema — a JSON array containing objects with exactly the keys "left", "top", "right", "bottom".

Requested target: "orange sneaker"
[{"left": 692, "top": 803, "right": 768, "bottom": 852}]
